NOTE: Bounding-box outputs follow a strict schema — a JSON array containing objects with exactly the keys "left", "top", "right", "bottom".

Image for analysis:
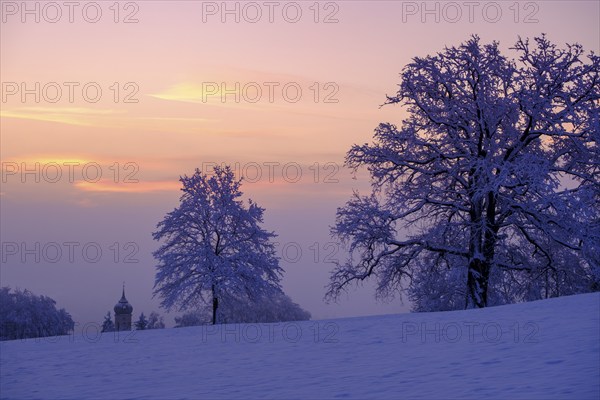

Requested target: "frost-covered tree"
[
  {"left": 101, "top": 311, "right": 115, "bottom": 333},
  {"left": 153, "top": 166, "right": 283, "bottom": 324},
  {"left": 146, "top": 311, "right": 165, "bottom": 329},
  {"left": 0, "top": 287, "right": 75, "bottom": 340},
  {"left": 328, "top": 35, "right": 599, "bottom": 310},
  {"left": 134, "top": 312, "right": 148, "bottom": 330}
]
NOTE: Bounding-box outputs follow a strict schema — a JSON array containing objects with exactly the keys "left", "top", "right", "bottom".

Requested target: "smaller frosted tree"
[
  {"left": 147, "top": 311, "right": 165, "bottom": 329},
  {"left": 0, "top": 287, "right": 74, "bottom": 340},
  {"left": 174, "top": 310, "right": 208, "bottom": 328},
  {"left": 153, "top": 166, "right": 283, "bottom": 324},
  {"left": 218, "top": 291, "right": 311, "bottom": 323},
  {"left": 101, "top": 312, "right": 115, "bottom": 333},
  {"left": 134, "top": 313, "right": 148, "bottom": 330}
]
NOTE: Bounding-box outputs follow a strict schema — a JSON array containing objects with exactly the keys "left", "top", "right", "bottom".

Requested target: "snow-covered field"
[{"left": 1, "top": 293, "right": 598, "bottom": 399}]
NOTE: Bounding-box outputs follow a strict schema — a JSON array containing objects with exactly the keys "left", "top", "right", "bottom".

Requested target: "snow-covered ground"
[{"left": 1, "top": 293, "right": 598, "bottom": 399}]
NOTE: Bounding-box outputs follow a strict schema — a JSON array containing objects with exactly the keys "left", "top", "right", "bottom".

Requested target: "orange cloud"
[
  {"left": 1, "top": 107, "right": 125, "bottom": 126},
  {"left": 148, "top": 82, "right": 268, "bottom": 113},
  {"left": 74, "top": 180, "right": 180, "bottom": 194},
  {"left": 148, "top": 82, "right": 211, "bottom": 104}
]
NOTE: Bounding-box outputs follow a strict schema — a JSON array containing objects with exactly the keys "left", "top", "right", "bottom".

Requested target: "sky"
[{"left": 1, "top": 0, "right": 599, "bottom": 328}]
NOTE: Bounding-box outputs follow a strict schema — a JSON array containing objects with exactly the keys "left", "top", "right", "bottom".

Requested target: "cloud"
[
  {"left": 148, "top": 82, "right": 211, "bottom": 104},
  {"left": 147, "top": 82, "right": 266, "bottom": 112},
  {"left": 74, "top": 180, "right": 180, "bottom": 194},
  {"left": 146, "top": 77, "right": 382, "bottom": 124},
  {"left": 140, "top": 117, "right": 216, "bottom": 122},
  {"left": 0, "top": 107, "right": 125, "bottom": 126},
  {"left": 70, "top": 198, "right": 98, "bottom": 208}
]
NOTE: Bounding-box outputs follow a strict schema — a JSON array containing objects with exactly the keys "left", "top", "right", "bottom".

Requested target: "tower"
[{"left": 114, "top": 284, "right": 133, "bottom": 331}]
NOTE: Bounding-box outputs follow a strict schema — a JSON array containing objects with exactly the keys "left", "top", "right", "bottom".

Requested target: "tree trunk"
[
  {"left": 212, "top": 297, "right": 218, "bottom": 325},
  {"left": 467, "top": 191, "right": 497, "bottom": 308},
  {"left": 467, "top": 194, "right": 486, "bottom": 308},
  {"left": 467, "top": 258, "right": 489, "bottom": 308},
  {"left": 211, "top": 285, "right": 218, "bottom": 325}
]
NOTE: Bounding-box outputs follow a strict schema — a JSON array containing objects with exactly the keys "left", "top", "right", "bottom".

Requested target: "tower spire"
[{"left": 114, "top": 282, "right": 133, "bottom": 331}]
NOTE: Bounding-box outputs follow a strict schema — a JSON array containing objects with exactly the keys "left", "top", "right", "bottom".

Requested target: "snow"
[{"left": 1, "top": 293, "right": 599, "bottom": 399}]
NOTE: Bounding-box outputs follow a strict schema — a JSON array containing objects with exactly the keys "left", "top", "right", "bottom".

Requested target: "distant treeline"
[{"left": 0, "top": 287, "right": 74, "bottom": 341}]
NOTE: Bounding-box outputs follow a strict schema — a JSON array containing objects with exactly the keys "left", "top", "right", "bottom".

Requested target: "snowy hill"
[{"left": 1, "top": 293, "right": 599, "bottom": 399}]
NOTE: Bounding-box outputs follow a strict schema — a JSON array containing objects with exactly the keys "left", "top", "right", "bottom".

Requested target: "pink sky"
[{"left": 1, "top": 1, "right": 598, "bottom": 327}]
